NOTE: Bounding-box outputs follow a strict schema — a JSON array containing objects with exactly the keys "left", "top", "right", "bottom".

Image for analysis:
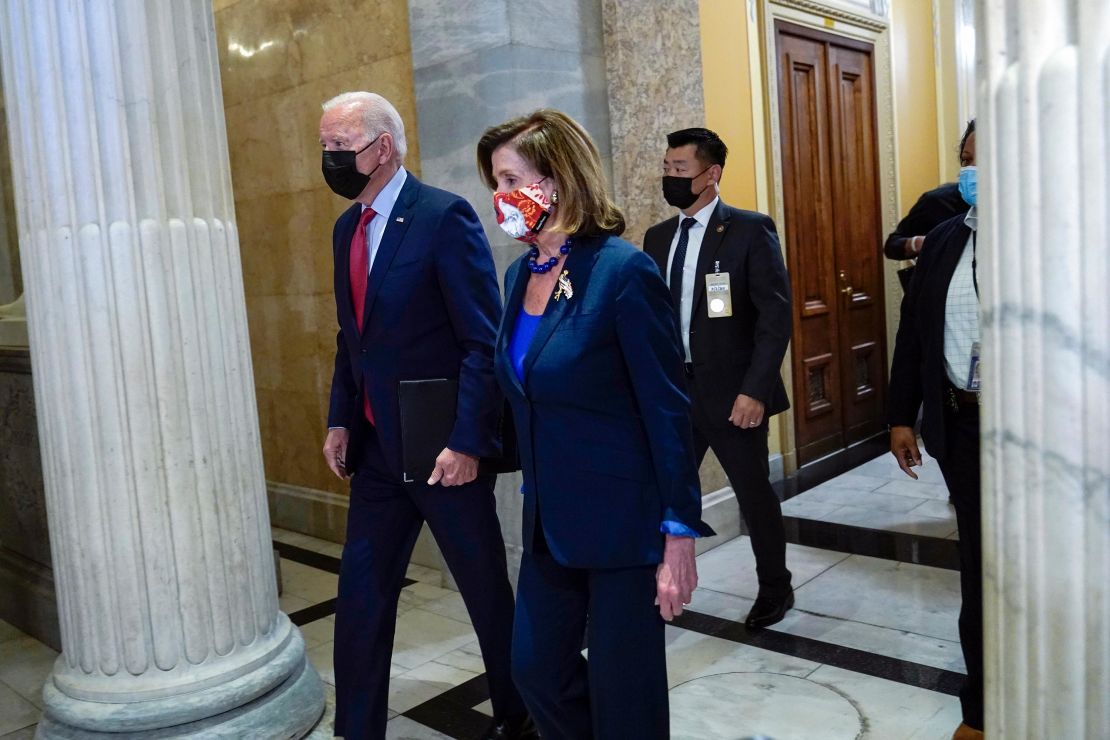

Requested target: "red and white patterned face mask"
[{"left": 493, "top": 179, "right": 553, "bottom": 244}]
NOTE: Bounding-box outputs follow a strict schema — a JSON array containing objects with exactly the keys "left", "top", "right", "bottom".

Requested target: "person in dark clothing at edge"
[{"left": 884, "top": 123, "right": 975, "bottom": 289}]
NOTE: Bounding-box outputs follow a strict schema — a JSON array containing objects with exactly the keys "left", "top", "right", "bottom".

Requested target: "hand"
[
  {"left": 655, "top": 535, "right": 697, "bottom": 622},
  {"left": 729, "top": 394, "right": 766, "bottom": 429},
  {"left": 890, "top": 425, "right": 922, "bottom": 480},
  {"left": 427, "top": 448, "right": 479, "bottom": 487},
  {"left": 323, "top": 428, "right": 351, "bottom": 480}
]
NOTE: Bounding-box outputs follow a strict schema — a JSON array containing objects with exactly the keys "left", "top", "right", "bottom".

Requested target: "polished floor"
[{"left": 0, "top": 452, "right": 964, "bottom": 739}]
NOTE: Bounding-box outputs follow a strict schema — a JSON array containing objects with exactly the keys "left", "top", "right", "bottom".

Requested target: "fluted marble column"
[
  {"left": 977, "top": 1, "right": 1109, "bottom": 737},
  {"left": 0, "top": 1, "right": 324, "bottom": 737}
]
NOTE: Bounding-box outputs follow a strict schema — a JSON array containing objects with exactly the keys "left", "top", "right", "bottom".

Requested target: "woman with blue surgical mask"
[{"left": 887, "top": 118, "right": 985, "bottom": 740}]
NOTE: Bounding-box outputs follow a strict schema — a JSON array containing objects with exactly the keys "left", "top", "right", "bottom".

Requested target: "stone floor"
[{"left": 0, "top": 452, "right": 966, "bottom": 739}]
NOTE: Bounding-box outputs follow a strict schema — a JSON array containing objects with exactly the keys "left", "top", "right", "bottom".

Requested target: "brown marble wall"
[
  {"left": 601, "top": 0, "right": 707, "bottom": 245},
  {"left": 213, "top": 0, "right": 420, "bottom": 497}
]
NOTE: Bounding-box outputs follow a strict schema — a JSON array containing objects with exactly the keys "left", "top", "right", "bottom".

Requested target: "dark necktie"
[
  {"left": 350, "top": 206, "right": 376, "bottom": 423},
  {"left": 669, "top": 217, "right": 698, "bottom": 311}
]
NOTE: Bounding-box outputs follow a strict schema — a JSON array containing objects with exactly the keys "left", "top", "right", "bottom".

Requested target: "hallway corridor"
[{"left": 0, "top": 454, "right": 965, "bottom": 739}]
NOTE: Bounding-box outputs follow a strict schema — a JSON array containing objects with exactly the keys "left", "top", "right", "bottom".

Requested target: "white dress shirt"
[
  {"left": 665, "top": 196, "right": 719, "bottom": 361},
  {"left": 943, "top": 207, "right": 980, "bottom": 388},
  {"left": 360, "top": 166, "right": 408, "bottom": 273}
]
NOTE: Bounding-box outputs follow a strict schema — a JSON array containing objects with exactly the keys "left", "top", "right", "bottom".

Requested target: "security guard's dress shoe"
[
  {"left": 951, "top": 722, "right": 984, "bottom": 740},
  {"left": 745, "top": 590, "right": 795, "bottom": 629},
  {"left": 483, "top": 714, "right": 540, "bottom": 740}
]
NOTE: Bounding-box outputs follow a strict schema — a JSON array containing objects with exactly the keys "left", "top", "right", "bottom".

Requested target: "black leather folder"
[{"left": 398, "top": 379, "right": 520, "bottom": 482}]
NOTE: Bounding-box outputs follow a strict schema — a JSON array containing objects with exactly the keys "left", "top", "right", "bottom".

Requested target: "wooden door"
[{"left": 776, "top": 21, "right": 887, "bottom": 465}]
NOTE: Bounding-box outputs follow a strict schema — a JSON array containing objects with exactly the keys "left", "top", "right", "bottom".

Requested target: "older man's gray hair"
[{"left": 322, "top": 91, "right": 408, "bottom": 164}]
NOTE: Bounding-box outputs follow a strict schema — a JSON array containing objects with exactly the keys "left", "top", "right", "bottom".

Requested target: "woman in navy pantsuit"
[{"left": 476, "top": 110, "right": 715, "bottom": 739}]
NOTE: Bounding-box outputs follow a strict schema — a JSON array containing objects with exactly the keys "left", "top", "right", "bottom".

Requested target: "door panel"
[{"left": 776, "top": 22, "right": 887, "bottom": 465}]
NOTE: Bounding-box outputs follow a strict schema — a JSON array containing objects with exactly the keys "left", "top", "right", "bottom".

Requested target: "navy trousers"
[
  {"left": 511, "top": 529, "right": 668, "bottom": 740},
  {"left": 332, "top": 426, "right": 523, "bottom": 739}
]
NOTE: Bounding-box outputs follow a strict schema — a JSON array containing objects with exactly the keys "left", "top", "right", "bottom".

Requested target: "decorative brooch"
[{"left": 553, "top": 269, "right": 574, "bottom": 302}]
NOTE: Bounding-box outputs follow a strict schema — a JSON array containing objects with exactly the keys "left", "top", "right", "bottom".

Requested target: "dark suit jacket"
[
  {"left": 328, "top": 173, "right": 503, "bottom": 479},
  {"left": 887, "top": 212, "right": 974, "bottom": 461},
  {"left": 494, "top": 236, "right": 714, "bottom": 569},
  {"left": 883, "top": 183, "right": 969, "bottom": 260},
  {"left": 643, "top": 200, "right": 792, "bottom": 422}
]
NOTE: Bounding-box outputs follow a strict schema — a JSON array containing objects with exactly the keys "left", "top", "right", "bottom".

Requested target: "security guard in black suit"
[{"left": 644, "top": 128, "right": 794, "bottom": 628}]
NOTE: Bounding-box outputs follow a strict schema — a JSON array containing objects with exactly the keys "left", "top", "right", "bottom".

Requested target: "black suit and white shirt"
[{"left": 644, "top": 198, "right": 793, "bottom": 601}]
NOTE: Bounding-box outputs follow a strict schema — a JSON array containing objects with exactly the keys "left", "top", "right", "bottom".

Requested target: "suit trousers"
[
  {"left": 510, "top": 525, "right": 668, "bottom": 740},
  {"left": 689, "top": 384, "right": 792, "bottom": 597},
  {"left": 332, "top": 425, "right": 523, "bottom": 739},
  {"left": 935, "top": 402, "right": 983, "bottom": 730}
]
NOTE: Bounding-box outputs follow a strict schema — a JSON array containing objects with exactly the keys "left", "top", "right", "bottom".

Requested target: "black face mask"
[
  {"left": 321, "top": 135, "right": 382, "bottom": 199},
  {"left": 661, "top": 165, "right": 711, "bottom": 209}
]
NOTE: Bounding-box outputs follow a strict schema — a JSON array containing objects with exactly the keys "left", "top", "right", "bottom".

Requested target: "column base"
[{"left": 37, "top": 651, "right": 325, "bottom": 739}]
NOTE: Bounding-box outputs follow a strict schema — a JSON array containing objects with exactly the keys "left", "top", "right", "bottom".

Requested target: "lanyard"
[{"left": 971, "top": 231, "right": 979, "bottom": 301}]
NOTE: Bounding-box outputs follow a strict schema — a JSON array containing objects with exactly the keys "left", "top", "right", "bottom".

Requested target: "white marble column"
[
  {"left": 977, "top": 1, "right": 1109, "bottom": 737},
  {"left": 0, "top": 1, "right": 324, "bottom": 737}
]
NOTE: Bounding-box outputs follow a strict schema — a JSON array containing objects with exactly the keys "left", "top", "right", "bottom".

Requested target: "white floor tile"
[
  {"left": 0, "top": 682, "right": 39, "bottom": 736},
  {"left": 279, "top": 593, "right": 314, "bottom": 615},
  {"left": 795, "top": 555, "right": 962, "bottom": 642},
  {"left": 816, "top": 505, "right": 958, "bottom": 538},
  {"left": 911, "top": 499, "right": 958, "bottom": 521},
  {"left": 875, "top": 478, "right": 951, "bottom": 502},
  {"left": 812, "top": 472, "right": 893, "bottom": 492},
  {"left": 306, "top": 640, "right": 336, "bottom": 687},
  {"left": 388, "top": 660, "right": 480, "bottom": 714},
  {"left": 780, "top": 498, "right": 846, "bottom": 520},
  {"left": 0, "top": 636, "right": 57, "bottom": 708},
  {"left": 670, "top": 670, "right": 863, "bottom": 740},
  {"left": 404, "top": 564, "right": 443, "bottom": 586},
  {"left": 419, "top": 592, "right": 473, "bottom": 626},
  {"left": 391, "top": 609, "right": 477, "bottom": 670},
  {"left": 690, "top": 588, "right": 966, "bottom": 673},
  {"left": 298, "top": 616, "right": 336, "bottom": 650},
  {"left": 807, "top": 664, "right": 962, "bottom": 739},
  {"left": 664, "top": 627, "right": 819, "bottom": 688},
  {"left": 694, "top": 537, "right": 850, "bottom": 599},
  {"left": 0, "top": 725, "right": 37, "bottom": 740},
  {"left": 432, "top": 640, "right": 485, "bottom": 674},
  {"left": 281, "top": 560, "right": 340, "bottom": 604},
  {"left": 398, "top": 582, "right": 457, "bottom": 616},
  {"left": 385, "top": 715, "right": 454, "bottom": 739},
  {"left": 800, "top": 485, "right": 933, "bottom": 513}
]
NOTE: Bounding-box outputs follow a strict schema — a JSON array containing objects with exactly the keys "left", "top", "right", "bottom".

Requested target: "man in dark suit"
[
  {"left": 644, "top": 128, "right": 794, "bottom": 628},
  {"left": 888, "top": 121, "right": 982, "bottom": 740},
  {"left": 884, "top": 121, "right": 975, "bottom": 291},
  {"left": 317, "top": 92, "right": 533, "bottom": 740}
]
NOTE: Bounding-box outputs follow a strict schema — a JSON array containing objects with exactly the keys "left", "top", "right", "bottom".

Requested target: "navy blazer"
[
  {"left": 495, "top": 235, "right": 714, "bottom": 569},
  {"left": 328, "top": 174, "right": 503, "bottom": 479},
  {"left": 887, "top": 212, "right": 974, "bottom": 461}
]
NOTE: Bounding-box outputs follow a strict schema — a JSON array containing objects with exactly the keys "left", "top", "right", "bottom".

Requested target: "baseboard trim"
[
  {"left": 0, "top": 545, "right": 60, "bottom": 650},
  {"left": 266, "top": 481, "right": 442, "bottom": 571}
]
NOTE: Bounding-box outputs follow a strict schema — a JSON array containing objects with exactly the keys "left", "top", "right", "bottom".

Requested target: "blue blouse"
[{"left": 509, "top": 306, "right": 543, "bottom": 382}]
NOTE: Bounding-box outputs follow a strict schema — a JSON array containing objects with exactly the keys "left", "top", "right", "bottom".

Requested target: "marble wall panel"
[
  {"left": 0, "top": 354, "right": 47, "bottom": 568},
  {"left": 601, "top": 0, "right": 707, "bottom": 245},
  {"left": 409, "top": 1, "right": 613, "bottom": 567},
  {"left": 413, "top": 42, "right": 612, "bottom": 277},
  {"left": 215, "top": 0, "right": 419, "bottom": 497}
]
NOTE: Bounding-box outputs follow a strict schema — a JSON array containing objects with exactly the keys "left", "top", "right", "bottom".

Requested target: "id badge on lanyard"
[
  {"left": 706, "top": 261, "right": 732, "bottom": 318},
  {"left": 967, "top": 341, "right": 981, "bottom": 391}
]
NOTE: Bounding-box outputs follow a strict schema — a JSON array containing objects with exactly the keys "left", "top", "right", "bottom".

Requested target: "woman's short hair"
[{"left": 477, "top": 109, "right": 625, "bottom": 237}]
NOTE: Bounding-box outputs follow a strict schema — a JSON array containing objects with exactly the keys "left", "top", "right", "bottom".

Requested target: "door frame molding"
[{"left": 758, "top": 0, "right": 901, "bottom": 476}]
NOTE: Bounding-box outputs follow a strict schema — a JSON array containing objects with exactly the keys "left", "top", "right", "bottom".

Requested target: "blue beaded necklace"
[{"left": 528, "top": 239, "right": 571, "bottom": 274}]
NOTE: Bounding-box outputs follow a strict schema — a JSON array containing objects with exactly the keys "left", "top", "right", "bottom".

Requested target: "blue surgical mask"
[{"left": 958, "top": 165, "right": 977, "bottom": 207}]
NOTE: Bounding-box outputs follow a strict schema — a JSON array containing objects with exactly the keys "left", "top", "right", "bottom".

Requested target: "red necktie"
[{"left": 350, "top": 207, "right": 376, "bottom": 423}]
